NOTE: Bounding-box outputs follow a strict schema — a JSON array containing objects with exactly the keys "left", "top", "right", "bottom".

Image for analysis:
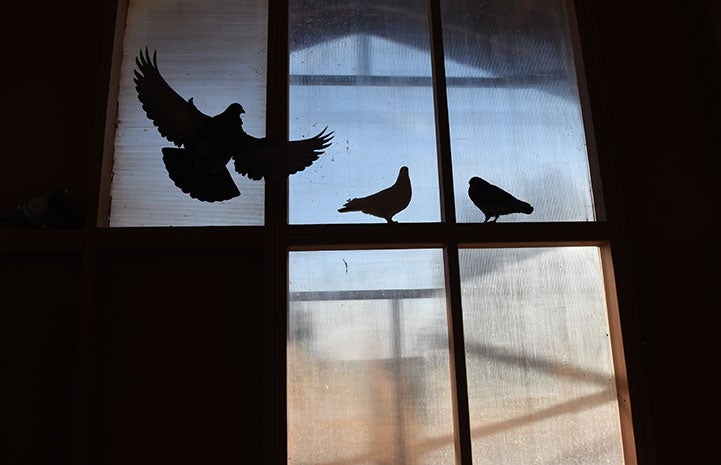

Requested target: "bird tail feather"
[
  {"left": 338, "top": 198, "right": 364, "bottom": 212},
  {"left": 162, "top": 148, "right": 240, "bottom": 202},
  {"left": 517, "top": 200, "right": 534, "bottom": 214}
]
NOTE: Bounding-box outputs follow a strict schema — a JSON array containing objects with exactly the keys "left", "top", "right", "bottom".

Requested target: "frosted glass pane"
[
  {"left": 288, "top": 250, "right": 455, "bottom": 464},
  {"left": 441, "top": 0, "right": 597, "bottom": 222},
  {"left": 460, "top": 247, "right": 625, "bottom": 464},
  {"left": 111, "top": 0, "right": 267, "bottom": 226},
  {"left": 288, "top": 0, "right": 441, "bottom": 224}
]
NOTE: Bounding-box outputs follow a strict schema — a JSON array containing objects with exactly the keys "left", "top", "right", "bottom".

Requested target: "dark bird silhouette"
[
  {"left": 0, "top": 186, "right": 78, "bottom": 228},
  {"left": 134, "top": 48, "right": 333, "bottom": 202},
  {"left": 338, "top": 166, "right": 411, "bottom": 223},
  {"left": 468, "top": 176, "right": 533, "bottom": 222}
]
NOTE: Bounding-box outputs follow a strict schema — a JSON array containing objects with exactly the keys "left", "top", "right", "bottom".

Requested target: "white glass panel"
[
  {"left": 441, "top": 0, "right": 597, "bottom": 222},
  {"left": 288, "top": 249, "right": 455, "bottom": 464},
  {"left": 288, "top": 0, "right": 441, "bottom": 224},
  {"left": 111, "top": 0, "right": 267, "bottom": 226},
  {"left": 460, "top": 247, "right": 625, "bottom": 464}
]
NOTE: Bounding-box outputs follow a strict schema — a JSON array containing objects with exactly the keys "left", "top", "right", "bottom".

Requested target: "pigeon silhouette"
[
  {"left": 468, "top": 176, "right": 533, "bottom": 222},
  {"left": 338, "top": 166, "right": 411, "bottom": 223},
  {"left": 0, "top": 186, "right": 77, "bottom": 228},
  {"left": 134, "top": 48, "right": 333, "bottom": 202}
]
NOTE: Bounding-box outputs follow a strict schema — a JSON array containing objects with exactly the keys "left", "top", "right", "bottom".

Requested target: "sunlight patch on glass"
[
  {"left": 288, "top": 249, "right": 455, "bottom": 464},
  {"left": 459, "top": 247, "right": 625, "bottom": 464}
]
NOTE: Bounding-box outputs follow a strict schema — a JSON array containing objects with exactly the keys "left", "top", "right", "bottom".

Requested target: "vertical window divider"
[
  {"left": 600, "top": 243, "right": 639, "bottom": 465},
  {"left": 427, "top": 1, "right": 473, "bottom": 464},
  {"left": 266, "top": 0, "right": 290, "bottom": 463}
]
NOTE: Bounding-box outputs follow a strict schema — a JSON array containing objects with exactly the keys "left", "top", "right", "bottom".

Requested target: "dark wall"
[
  {"left": 2, "top": 254, "right": 82, "bottom": 465},
  {"left": 2, "top": 1, "right": 111, "bottom": 219},
  {"left": 575, "top": 1, "right": 720, "bottom": 463},
  {"left": 2, "top": 1, "right": 719, "bottom": 464},
  {"left": 96, "top": 250, "right": 264, "bottom": 465}
]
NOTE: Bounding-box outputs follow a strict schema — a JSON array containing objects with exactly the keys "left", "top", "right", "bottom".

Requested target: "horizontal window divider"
[
  {"left": 456, "top": 221, "right": 611, "bottom": 246},
  {"left": 288, "top": 222, "right": 447, "bottom": 250},
  {"left": 288, "top": 221, "right": 610, "bottom": 250},
  {"left": 0, "top": 229, "right": 85, "bottom": 253},
  {"left": 1, "top": 222, "right": 610, "bottom": 253}
]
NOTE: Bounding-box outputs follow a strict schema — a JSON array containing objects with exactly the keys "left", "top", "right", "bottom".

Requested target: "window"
[
  {"left": 288, "top": 247, "right": 626, "bottom": 464},
  {"left": 105, "top": 0, "right": 635, "bottom": 464},
  {"left": 110, "top": 0, "right": 268, "bottom": 226}
]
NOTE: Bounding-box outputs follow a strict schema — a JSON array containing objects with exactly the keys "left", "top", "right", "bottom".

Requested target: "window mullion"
[
  {"left": 428, "top": 0, "right": 456, "bottom": 225},
  {"left": 428, "top": 0, "right": 473, "bottom": 464},
  {"left": 442, "top": 244, "right": 474, "bottom": 465},
  {"left": 266, "top": 1, "right": 290, "bottom": 464}
]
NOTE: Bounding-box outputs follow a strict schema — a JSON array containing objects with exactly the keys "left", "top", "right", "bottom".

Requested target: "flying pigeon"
[
  {"left": 468, "top": 176, "right": 533, "bottom": 222},
  {"left": 338, "top": 166, "right": 411, "bottom": 223},
  {"left": 133, "top": 48, "right": 334, "bottom": 202}
]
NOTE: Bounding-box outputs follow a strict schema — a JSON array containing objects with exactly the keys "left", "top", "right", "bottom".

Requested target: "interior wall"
[
  {"left": 1, "top": 1, "right": 719, "bottom": 464},
  {"left": 96, "top": 250, "right": 264, "bottom": 464},
  {"left": 2, "top": 254, "right": 82, "bottom": 465},
  {"left": 2, "top": 1, "right": 111, "bottom": 219},
  {"left": 575, "top": 2, "right": 720, "bottom": 463}
]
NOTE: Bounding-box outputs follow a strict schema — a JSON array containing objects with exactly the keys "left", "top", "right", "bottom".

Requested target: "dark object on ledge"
[
  {"left": 134, "top": 48, "right": 333, "bottom": 202},
  {"left": 468, "top": 176, "right": 533, "bottom": 223},
  {"left": 338, "top": 166, "right": 412, "bottom": 223},
  {"left": 0, "top": 186, "right": 79, "bottom": 229}
]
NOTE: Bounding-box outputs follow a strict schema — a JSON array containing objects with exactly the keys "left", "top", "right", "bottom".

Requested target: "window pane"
[
  {"left": 288, "top": 249, "right": 455, "bottom": 464},
  {"left": 459, "top": 247, "right": 624, "bottom": 464},
  {"left": 110, "top": 0, "right": 267, "bottom": 226},
  {"left": 441, "top": 0, "right": 597, "bottom": 222},
  {"left": 288, "top": 0, "right": 441, "bottom": 224}
]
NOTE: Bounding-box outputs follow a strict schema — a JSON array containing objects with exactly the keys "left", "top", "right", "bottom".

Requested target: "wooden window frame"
[{"left": 54, "top": 0, "right": 638, "bottom": 464}]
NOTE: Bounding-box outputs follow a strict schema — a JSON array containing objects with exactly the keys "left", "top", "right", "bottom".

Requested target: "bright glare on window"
[
  {"left": 289, "top": 249, "right": 455, "bottom": 464},
  {"left": 459, "top": 247, "right": 624, "bottom": 464}
]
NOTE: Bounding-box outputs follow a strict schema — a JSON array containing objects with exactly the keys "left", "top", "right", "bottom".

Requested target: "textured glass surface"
[
  {"left": 288, "top": 0, "right": 441, "bottom": 224},
  {"left": 441, "top": 0, "right": 596, "bottom": 222},
  {"left": 110, "top": 0, "right": 267, "bottom": 226},
  {"left": 288, "top": 250, "right": 455, "bottom": 464},
  {"left": 460, "top": 247, "right": 624, "bottom": 464}
]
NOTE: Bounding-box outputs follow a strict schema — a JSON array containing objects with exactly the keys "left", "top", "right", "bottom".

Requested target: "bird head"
[
  {"left": 400, "top": 166, "right": 409, "bottom": 176},
  {"left": 469, "top": 176, "right": 486, "bottom": 187},
  {"left": 226, "top": 103, "right": 245, "bottom": 116}
]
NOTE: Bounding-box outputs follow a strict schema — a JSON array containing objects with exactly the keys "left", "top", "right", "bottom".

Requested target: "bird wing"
[
  {"left": 339, "top": 175, "right": 409, "bottom": 215},
  {"left": 232, "top": 128, "right": 334, "bottom": 181},
  {"left": 484, "top": 183, "right": 532, "bottom": 215},
  {"left": 134, "top": 48, "right": 211, "bottom": 148},
  {"left": 486, "top": 183, "right": 519, "bottom": 205}
]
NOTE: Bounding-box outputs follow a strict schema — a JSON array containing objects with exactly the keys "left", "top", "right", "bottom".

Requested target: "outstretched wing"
[
  {"left": 134, "top": 48, "right": 210, "bottom": 148},
  {"left": 232, "top": 127, "right": 334, "bottom": 181}
]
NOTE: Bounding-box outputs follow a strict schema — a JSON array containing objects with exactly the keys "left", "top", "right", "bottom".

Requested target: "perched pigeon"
[
  {"left": 338, "top": 166, "right": 412, "bottom": 223},
  {"left": 134, "top": 48, "right": 334, "bottom": 202},
  {"left": 0, "top": 186, "right": 77, "bottom": 228},
  {"left": 468, "top": 176, "right": 533, "bottom": 222}
]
